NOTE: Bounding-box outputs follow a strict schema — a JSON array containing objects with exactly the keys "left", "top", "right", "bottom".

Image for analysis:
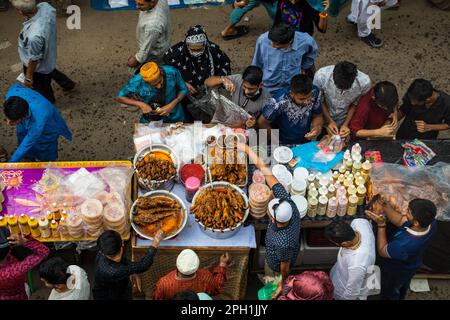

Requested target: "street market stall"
[{"left": 0, "top": 161, "right": 133, "bottom": 245}]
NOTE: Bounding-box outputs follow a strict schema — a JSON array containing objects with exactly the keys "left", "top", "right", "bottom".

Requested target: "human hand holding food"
[
  {"left": 327, "top": 121, "right": 339, "bottom": 135},
  {"left": 222, "top": 76, "right": 235, "bottom": 93},
  {"left": 304, "top": 126, "right": 321, "bottom": 140},
  {"left": 415, "top": 120, "right": 430, "bottom": 133},
  {"left": 185, "top": 82, "right": 198, "bottom": 95},
  {"left": 365, "top": 209, "right": 386, "bottom": 226},
  {"left": 7, "top": 233, "right": 26, "bottom": 247},
  {"left": 156, "top": 103, "right": 175, "bottom": 117},
  {"left": 137, "top": 101, "right": 152, "bottom": 114},
  {"left": 377, "top": 123, "right": 396, "bottom": 137},
  {"left": 339, "top": 124, "right": 351, "bottom": 138},
  {"left": 152, "top": 230, "right": 165, "bottom": 248}
]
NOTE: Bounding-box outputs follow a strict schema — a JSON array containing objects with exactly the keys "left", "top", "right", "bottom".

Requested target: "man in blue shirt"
[
  {"left": 116, "top": 62, "right": 187, "bottom": 123},
  {"left": 4, "top": 83, "right": 72, "bottom": 162},
  {"left": 252, "top": 22, "right": 318, "bottom": 99},
  {"left": 366, "top": 198, "right": 437, "bottom": 300},
  {"left": 258, "top": 74, "right": 323, "bottom": 144}
]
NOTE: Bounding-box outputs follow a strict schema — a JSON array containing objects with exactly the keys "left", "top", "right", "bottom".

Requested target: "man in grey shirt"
[
  {"left": 127, "top": 0, "right": 171, "bottom": 70},
  {"left": 204, "top": 65, "right": 272, "bottom": 128},
  {"left": 11, "top": 0, "right": 75, "bottom": 104}
]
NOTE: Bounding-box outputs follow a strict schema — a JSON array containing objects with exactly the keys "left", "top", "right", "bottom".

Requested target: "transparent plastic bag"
[
  {"left": 210, "top": 90, "right": 251, "bottom": 127},
  {"left": 317, "top": 135, "right": 345, "bottom": 154},
  {"left": 186, "top": 89, "right": 216, "bottom": 123},
  {"left": 370, "top": 162, "right": 450, "bottom": 220}
]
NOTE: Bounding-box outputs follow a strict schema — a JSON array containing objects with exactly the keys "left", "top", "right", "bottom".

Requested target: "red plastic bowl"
[{"left": 180, "top": 164, "right": 205, "bottom": 185}]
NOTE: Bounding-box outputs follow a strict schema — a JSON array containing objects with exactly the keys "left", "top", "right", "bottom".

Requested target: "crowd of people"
[{"left": 0, "top": 0, "right": 449, "bottom": 301}]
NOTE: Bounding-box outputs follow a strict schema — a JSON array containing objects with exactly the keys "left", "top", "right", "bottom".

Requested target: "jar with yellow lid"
[
  {"left": 50, "top": 220, "right": 59, "bottom": 239},
  {"left": 18, "top": 214, "right": 31, "bottom": 236},
  {"left": 357, "top": 185, "right": 367, "bottom": 206},
  {"left": 8, "top": 215, "right": 21, "bottom": 235},
  {"left": 28, "top": 216, "right": 41, "bottom": 238},
  {"left": 0, "top": 216, "right": 7, "bottom": 228},
  {"left": 347, "top": 194, "right": 358, "bottom": 216}
]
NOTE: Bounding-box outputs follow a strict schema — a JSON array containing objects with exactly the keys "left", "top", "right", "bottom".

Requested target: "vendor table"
[
  {"left": 131, "top": 183, "right": 256, "bottom": 300},
  {"left": 0, "top": 161, "right": 133, "bottom": 242},
  {"left": 249, "top": 139, "right": 450, "bottom": 271}
]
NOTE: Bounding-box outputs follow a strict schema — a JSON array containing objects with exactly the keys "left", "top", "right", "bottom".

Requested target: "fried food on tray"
[
  {"left": 190, "top": 187, "right": 247, "bottom": 231},
  {"left": 136, "top": 154, "right": 176, "bottom": 181},
  {"left": 133, "top": 196, "right": 182, "bottom": 237},
  {"left": 210, "top": 148, "right": 246, "bottom": 185}
]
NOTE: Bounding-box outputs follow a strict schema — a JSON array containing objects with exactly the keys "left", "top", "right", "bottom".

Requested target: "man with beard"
[{"left": 205, "top": 65, "right": 271, "bottom": 128}]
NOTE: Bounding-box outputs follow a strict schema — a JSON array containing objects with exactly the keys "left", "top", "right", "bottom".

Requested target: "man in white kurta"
[{"left": 326, "top": 219, "right": 376, "bottom": 300}]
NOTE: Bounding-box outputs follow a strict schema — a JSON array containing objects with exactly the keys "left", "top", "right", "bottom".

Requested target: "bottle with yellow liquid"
[
  {"left": 8, "top": 215, "right": 21, "bottom": 235},
  {"left": 18, "top": 214, "right": 31, "bottom": 236},
  {"left": 59, "top": 217, "right": 69, "bottom": 239},
  {"left": 357, "top": 185, "right": 367, "bottom": 206},
  {"left": 347, "top": 194, "right": 359, "bottom": 216},
  {"left": 50, "top": 220, "right": 59, "bottom": 239},
  {"left": 28, "top": 216, "right": 41, "bottom": 238},
  {"left": 0, "top": 216, "right": 7, "bottom": 228},
  {"left": 38, "top": 216, "right": 51, "bottom": 238}
]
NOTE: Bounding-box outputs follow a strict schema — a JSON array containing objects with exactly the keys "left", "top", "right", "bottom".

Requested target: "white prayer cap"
[
  {"left": 268, "top": 198, "right": 293, "bottom": 223},
  {"left": 176, "top": 249, "right": 200, "bottom": 275}
]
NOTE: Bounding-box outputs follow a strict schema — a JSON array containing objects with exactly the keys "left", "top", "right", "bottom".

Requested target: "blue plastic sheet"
[{"left": 291, "top": 141, "right": 343, "bottom": 173}]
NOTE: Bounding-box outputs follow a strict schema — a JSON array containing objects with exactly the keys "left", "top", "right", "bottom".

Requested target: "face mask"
[
  {"left": 244, "top": 89, "right": 261, "bottom": 100},
  {"left": 188, "top": 47, "right": 205, "bottom": 58}
]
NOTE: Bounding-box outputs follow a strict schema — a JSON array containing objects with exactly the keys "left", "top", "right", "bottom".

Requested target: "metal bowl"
[
  {"left": 130, "top": 190, "right": 188, "bottom": 241},
  {"left": 191, "top": 182, "right": 249, "bottom": 239},
  {"left": 133, "top": 144, "right": 179, "bottom": 191}
]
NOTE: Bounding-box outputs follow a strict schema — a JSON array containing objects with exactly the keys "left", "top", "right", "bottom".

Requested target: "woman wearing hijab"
[
  {"left": 0, "top": 227, "right": 49, "bottom": 300},
  {"left": 278, "top": 271, "right": 334, "bottom": 300},
  {"left": 274, "top": 0, "right": 329, "bottom": 36},
  {"left": 164, "top": 25, "right": 231, "bottom": 120}
]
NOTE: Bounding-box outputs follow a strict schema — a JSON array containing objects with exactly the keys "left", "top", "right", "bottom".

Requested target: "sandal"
[{"left": 222, "top": 26, "right": 249, "bottom": 41}]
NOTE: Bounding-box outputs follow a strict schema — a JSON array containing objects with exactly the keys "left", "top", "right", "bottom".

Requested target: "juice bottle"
[
  {"left": 362, "top": 160, "right": 372, "bottom": 176},
  {"left": 38, "top": 216, "right": 51, "bottom": 238},
  {"left": 50, "top": 220, "right": 59, "bottom": 239},
  {"left": 314, "top": 173, "right": 322, "bottom": 189},
  {"left": 18, "top": 214, "right": 31, "bottom": 236},
  {"left": 332, "top": 171, "right": 339, "bottom": 182},
  {"left": 326, "top": 197, "right": 338, "bottom": 218},
  {"left": 357, "top": 185, "right": 367, "bottom": 206},
  {"left": 347, "top": 185, "right": 357, "bottom": 197},
  {"left": 338, "top": 165, "right": 346, "bottom": 175},
  {"left": 28, "top": 216, "right": 41, "bottom": 238},
  {"left": 338, "top": 174, "right": 345, "bottom": 185},
  {"left": 327, "top": 184, "right": 336, "bottom": 198},
  {"left": 307, "top": 197, "right": 318, "bottom": 218},
  {"left": 7, "top": 215, "right": 21, "bottom": 235},
  {"left": 319, "top": 186, "right": 328, "bottom": 197},
  {"left": 307, "top": 174, "right": 316, "bottom": 190},
  {"left": 308, "top": 187, "right": 319, "bottom": 201},
  {"left": 343, "top": 178, "right": 353, "bottom": 190},
  {"left": 352, "top": 160, "right": 362, "bottom": 175},
  {"left": 52, "top": 209, "right": 61, "bottom": 221},
  {"left": 59, "top": 217, "right": 69, "bottom": 239},
  {"left": 318, "top": 196, "right": 328, "bottom": 216},
  {"left": 337, "top": 196, "right": 348, "bottom": 217},
  {"left": 46, "top": 210, "right": 53, "bottom": 222},
  {"left": 345, "top": 159, "right": 353, "bottom": 171},
  {"left": 347, "top": 195, "right": 359, "bottom": 216},
  {"left": 355, "top": 176, "right": 366, "bottom": 187}
]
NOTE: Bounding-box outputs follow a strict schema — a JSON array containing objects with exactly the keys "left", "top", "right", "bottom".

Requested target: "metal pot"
[
  {"left": 130, "top": 190, "right": 188, "bottom": 241},
  {"left": 133, "top": 144, "right": 179, "bottom": 191},
  {"left": 191, "top": 182, "right": 249, "bottom": 239}
]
